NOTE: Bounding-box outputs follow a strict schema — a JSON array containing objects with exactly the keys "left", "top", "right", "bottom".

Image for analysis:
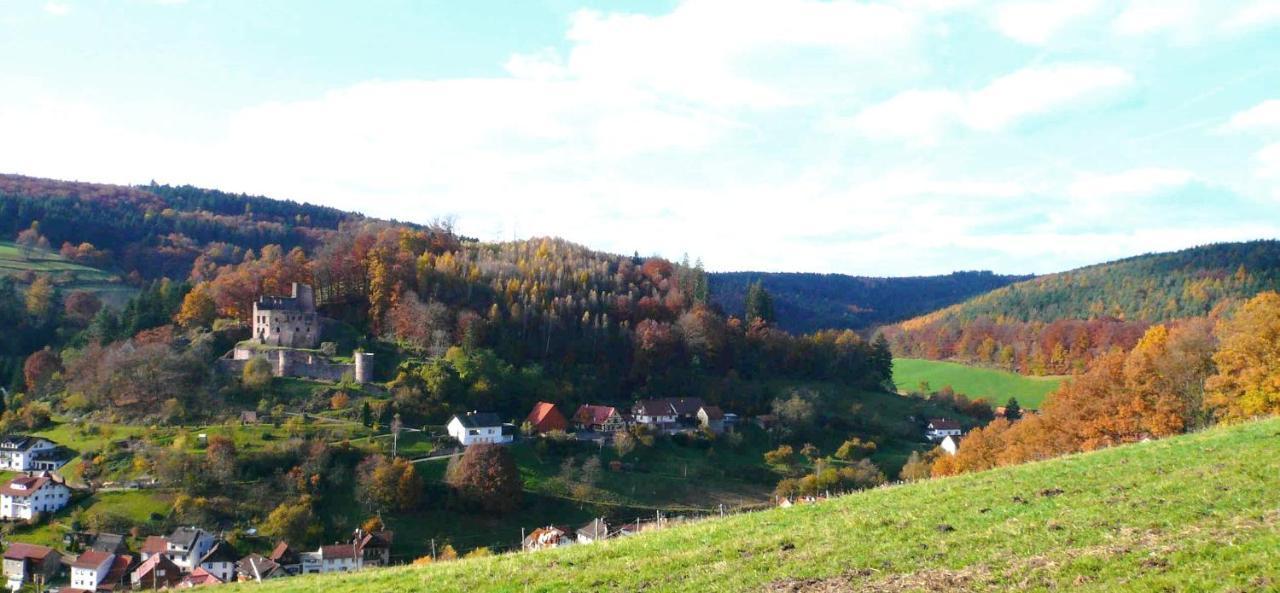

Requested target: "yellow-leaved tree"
[{"left": 1205, "top": 291, "right": 1280, "bottom": 421}]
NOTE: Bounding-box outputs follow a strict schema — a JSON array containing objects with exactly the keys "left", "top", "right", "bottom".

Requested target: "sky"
[{"left": 1, "top": 0, "right": 1279, "bottom": 276}]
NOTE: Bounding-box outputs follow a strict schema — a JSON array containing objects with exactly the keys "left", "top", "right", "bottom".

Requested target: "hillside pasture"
[
  {"left": 894, "top": 358, "right": 1064, "bottom": 409},
  {"left": 0, "top": 240, "right": 135, "bottom": 306},
  {"left": 230, "top": 416, "right": 1280, "bottom": 593}
]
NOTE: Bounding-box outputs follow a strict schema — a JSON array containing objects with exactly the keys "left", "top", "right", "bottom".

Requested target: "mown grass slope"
[
  {"left": 0, "top": 240, "right": 135, "bottom": 305},
  {"left": 893, "top": 358, "right": 1064, "bottom": 409},
  {"left": 233, "top": 417, "right": 1280, "bottom": 592}
]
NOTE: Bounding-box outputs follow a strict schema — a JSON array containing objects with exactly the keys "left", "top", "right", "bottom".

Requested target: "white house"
[
  {"left": 0, "top": 472, "right": 71, "bottom": 521},
  {"left": 940, "top": 435, "right": 961, "bottom": 456},
  {"left": 166, "top": 526, "right": 216, "bottom": 571},
  {"left": 446, "top": 412, "right": 513, "bottom": 446},
  {"left": 299, "top": 544, "right": 358, "bottom": 574},
  {"left": 631, "top": 398, "right": 705, "bottom": 430},
  {"left": 69, "top": 550, "right": 113, "bottom": 591},
  {"left": 196, "top": 541, "right": 241, "bottom": 583},
  {"left": 0, "top": 436, "right": 67, "bottom": 472},
  {"left": 925, "top": 418, "right": 963, "bottom": 442}
]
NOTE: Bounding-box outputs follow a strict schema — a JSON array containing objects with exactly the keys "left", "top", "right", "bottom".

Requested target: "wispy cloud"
[{"left": 845, "top": 64, "right": 1134, "bottom": 144}]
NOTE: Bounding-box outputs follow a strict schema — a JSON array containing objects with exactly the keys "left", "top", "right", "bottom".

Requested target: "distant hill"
[
  {"left": 709, "top": 271, "right": 1031, "bottom": 333},
  {"left": 884, "top": 240, "right": 1280, "bottom": 375},
  {"left": 0, "top": 174, "right": 384, "bottom": 280},
  {"left": 904, "top": 240, "right": 1280, "bottom": 326},
  {"left": 227, "top": 417, "right": 1280, "bottom": 592}
]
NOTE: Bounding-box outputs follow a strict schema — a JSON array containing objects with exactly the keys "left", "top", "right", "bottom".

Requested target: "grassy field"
[
  {"left": 894, "top": 358, "right": 1065, "bottom": 409},
  {"left": 0, "top": 240, "right": 135, "bottom": 305},
  {"left": 230, "top": 417, "right": 1280, "bottom": 593}
]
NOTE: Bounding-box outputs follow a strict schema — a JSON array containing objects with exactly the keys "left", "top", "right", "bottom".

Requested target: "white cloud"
[
  {"left": 1067, "top": 167, "right": 1195, "bottom": 200},
  {"left": 991, "top": 0, "right": 1101, "bottom": 45},
  {"left": 1224, "top": 99, "right": 1280, "bottom": 131},
  {"left": 42, "top": 1, "right": 70, "bottom": 16},
  {"left": 1112, "top": 0, "right": 1201, "bottom": 36},
  {"left": 848, "top": 64, "right": 1133, "bottom": 143},
  {"left": 514, "top": 0, "right": 924, "bottom": 109},
  {"left": 1221, "top": 0, "right": 1280, "bottom": 31}
]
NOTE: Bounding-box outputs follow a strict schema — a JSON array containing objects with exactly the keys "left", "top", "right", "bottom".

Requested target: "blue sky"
[{"left": 1, "top": 0, "right": 1278, "bottom": 276}]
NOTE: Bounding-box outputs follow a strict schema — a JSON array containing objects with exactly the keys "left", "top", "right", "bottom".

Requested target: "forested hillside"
[
  {"left": 0, "top": 174, "right": 380, "bottom": 280},
  {"left": 710, "top": 270, "right": 1029, "bottom": 333},
  {"left": 883, "top": 241, "right": 1280, "bottom": 375}
]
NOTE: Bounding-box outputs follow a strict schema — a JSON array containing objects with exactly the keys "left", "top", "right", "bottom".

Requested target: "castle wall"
[{"left": 219, "top": 348, "right": 370, "bottom": 384}]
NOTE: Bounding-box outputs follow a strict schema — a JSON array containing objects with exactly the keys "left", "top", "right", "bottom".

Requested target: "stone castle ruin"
[
  {"left": 220, "top": 283, "right": 374, "bottom": 384},
  {"left": 254, "top": 282, "right": 320, "bottom": 348}
]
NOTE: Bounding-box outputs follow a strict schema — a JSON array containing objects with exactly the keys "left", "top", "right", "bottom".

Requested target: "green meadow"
[{"left": 894, "top": 358, "right": 1065, "bottom": 409}]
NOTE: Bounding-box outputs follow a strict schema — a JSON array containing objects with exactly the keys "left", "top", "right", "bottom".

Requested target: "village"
[{"left": 0, "top": 284, "right": 990, "bottom": 591}]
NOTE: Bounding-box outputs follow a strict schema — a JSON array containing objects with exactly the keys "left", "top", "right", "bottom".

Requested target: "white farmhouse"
[
  {"left": 0, "top": 472, "right": 71, "bottom": 521},
  {"left": 0, "top": 436, "right": 67, "bottom": 472},
  {"left": 166, "top": 526, "right": 216, "bottom": 571},
  {"left": 196, "top": 541, "right": 241, "bottom": 583},
  {"left": 69, "top": 550, "right": 130, "bottom": 592},
  {"left": 925, "top": 418, "right": 963, "bottom": 442},
  {"left": 446, "top": 412, "right": 513, "bottom": 446},
  {"left": 299, "top": 544, "right": 359, "bottom": 574}
]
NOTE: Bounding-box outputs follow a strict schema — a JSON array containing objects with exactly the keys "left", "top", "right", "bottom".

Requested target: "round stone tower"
[{"left": 354, "top": 352, "right": 374, "bottom": 384}]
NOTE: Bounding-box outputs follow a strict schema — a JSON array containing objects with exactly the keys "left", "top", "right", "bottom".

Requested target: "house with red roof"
[
  {"left": 926, "top": 418, "right": 963, "bottom": 441},
  {"left": 178, "top": 567, "right": 224, "bottom": 588},
  {"left": 0, "top": 471, "right": 71, "bottom": 521},
  {"left": 69, "top": 550, "right": 131, "bottom": 592},
  {"left": 130, "top": 553, "right": 182, "bottom": 590},
  {"left": 524, "top": 402, "right": 569, "bottom": 434},
  {"left": 572, "top": 405, "right": 630, "bottom": 433},
  {"left": 3, "top": 542, "right": 60, "bottom": 591}
]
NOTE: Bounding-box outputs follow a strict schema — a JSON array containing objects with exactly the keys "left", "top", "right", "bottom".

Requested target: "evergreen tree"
[
  {"left": 744, "top": 280, "right": 776, "bottom": 323},
  {"left": 1004, "top": 397, "right": 1022, "bottom": 421}
]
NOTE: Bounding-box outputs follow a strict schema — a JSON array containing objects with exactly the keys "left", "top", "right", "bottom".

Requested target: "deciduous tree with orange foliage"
[{"left": 1205, "top": 291, "right": 1280, "bottom": 421}]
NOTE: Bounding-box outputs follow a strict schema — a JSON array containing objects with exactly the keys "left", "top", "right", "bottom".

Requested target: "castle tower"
[{"left": 354, "top": 352, "right": 374, "bottom": 384}]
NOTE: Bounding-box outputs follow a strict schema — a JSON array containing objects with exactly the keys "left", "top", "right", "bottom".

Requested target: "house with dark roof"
[
  {"left": 355, "top": 530, "right": 393, "bottom": 567},
  {"left": 89, "top": 533, "right": 128, "bottom": 555},
  {"left": 165, "top": 527, "right": 215, "bottom": 571},
  {"left": 572, "top": 405, "right": 630, "bottom": 433},
  {"left": 631, "top": 398, "right": 706, "bottom": 431},
  {"left": 3, "top": 542, "right": 60, "bottom": 592},
  {"left": 236, "top": 554, "right": 286, "bottom": 582},
  {"left": 0, "top": 471, "right": 71, "bottom": 521},
  {"left": 0, "top": 436, "right": 68, "bottom": 472},
  {"left": 196, "top": 541, "right": 240, "bottom": 583},
  {"left": 576, "top": 518, "right": 609, "bottom": 544},
  {"left": 130, "top": 553, "right": 182, "bottom": 590},
  {"left": 524, "top": 402, "right": 569, "bottom": 434},
  {"left": 268, "top": 542, "right": 301, "bottom": 575},
  {"left": 446, "top": 411, "right": 514, "bottom": 446},
  {"left": 925, "top": 418, "right": 963, "bottom": 441}
]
